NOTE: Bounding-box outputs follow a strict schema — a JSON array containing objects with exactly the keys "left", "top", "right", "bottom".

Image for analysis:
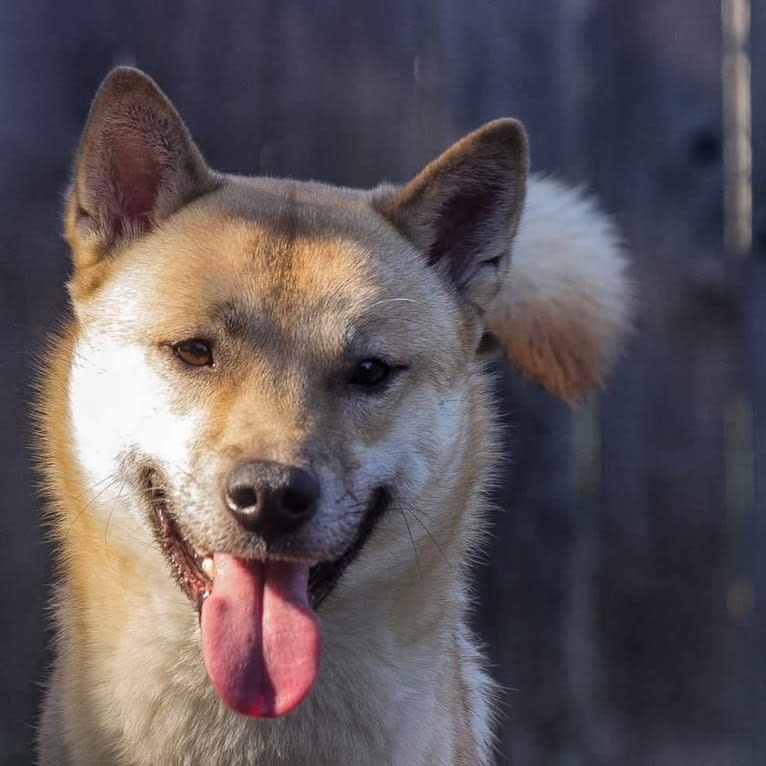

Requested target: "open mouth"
[
  {"left": 147, "top": 480, "right": 215, "bottom": 611},
  {"left": 142, "top": 468, "right": 390, "bottom": 718},
  {"left": 145, "top": 471, "right": 390, "bottom": 612}
]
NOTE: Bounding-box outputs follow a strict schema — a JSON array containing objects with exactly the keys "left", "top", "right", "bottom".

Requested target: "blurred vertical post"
[{"left": 722, "top": 0, "right": 751, "bottom": 260}]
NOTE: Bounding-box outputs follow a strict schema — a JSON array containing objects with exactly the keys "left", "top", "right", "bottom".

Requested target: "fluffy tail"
[{"left": 485, "top": 175, "right": 632, "bottom": 404}]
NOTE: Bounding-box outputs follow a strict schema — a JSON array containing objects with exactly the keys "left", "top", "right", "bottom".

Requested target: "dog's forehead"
[{"left": 106, "top": 177, "right": 453, "bottom": 342}]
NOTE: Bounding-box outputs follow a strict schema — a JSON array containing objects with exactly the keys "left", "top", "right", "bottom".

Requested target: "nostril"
[
  {"left": 281, "top": 488, "right": 313, "bottom": 518},
  {"left": 226, "top": 486, "right": 259, "bottom": 512}
]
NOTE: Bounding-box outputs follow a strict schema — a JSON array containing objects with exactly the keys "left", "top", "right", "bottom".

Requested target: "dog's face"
[
  {"left": 70, "top": 178, "right": 478, "bottom": 574},
  {"left": 60, "top": 68, "right": 528, "bottom": 717}
]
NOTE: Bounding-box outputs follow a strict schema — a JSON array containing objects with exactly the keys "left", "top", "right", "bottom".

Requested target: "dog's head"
[{"left": 56, "top": 68, "right": 628, "bottom": 718}]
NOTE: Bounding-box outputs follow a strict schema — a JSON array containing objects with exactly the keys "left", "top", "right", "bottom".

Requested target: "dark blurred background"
[{"left": 2, "top": 1, "right": 765, "bottom": 764}]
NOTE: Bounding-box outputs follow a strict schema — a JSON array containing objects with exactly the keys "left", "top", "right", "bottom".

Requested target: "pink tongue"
[{"left": 200, "top": 553, "right": 321, "bottom": 717}]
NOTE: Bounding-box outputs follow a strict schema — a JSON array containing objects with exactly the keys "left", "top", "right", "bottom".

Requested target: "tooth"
[{"left": 201, "top": 556, "right": 215, "bottom": 580}]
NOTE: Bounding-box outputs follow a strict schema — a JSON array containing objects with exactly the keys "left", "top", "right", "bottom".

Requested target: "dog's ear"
[
  {"left": 484, "top": 176, "right": 632, "bottom": 404},
  {"left": 65, "top": 67, "right": 215, "bottom": 271},
  {"left": 374, "top": 119, "right": 528, "bottom": 315},
  {"left": 375, "top": 126, "right": 630, "bottom": 405}
]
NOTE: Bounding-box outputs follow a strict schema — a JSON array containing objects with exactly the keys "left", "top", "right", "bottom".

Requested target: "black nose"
[{"left": 224, "top": 461, "right": 319, "bottom": 542}]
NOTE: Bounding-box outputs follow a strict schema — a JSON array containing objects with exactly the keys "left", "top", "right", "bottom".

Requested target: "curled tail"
[{"left": 486, "top": 175, "right": 632, "bottom": 403}]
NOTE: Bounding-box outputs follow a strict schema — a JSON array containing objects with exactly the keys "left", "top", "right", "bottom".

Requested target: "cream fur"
[{"left": 487, "top": 175, "right": 631, "bottom": 403}]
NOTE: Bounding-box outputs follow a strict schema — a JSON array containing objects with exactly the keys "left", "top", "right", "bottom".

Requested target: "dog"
[{"left": 36, "top": 67, "right": 630, "bottom": 765}]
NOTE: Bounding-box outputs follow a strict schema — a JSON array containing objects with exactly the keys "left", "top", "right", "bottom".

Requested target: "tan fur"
[{"left": 37, "top": 68, "right": 630, "bottom": 765}]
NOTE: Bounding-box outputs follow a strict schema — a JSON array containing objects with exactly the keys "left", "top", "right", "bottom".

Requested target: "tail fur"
[{"left": 486, "top": 175, "right": 632, "bottom": 403}]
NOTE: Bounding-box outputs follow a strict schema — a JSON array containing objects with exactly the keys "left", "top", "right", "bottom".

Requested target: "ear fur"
[
  {"left": 485, "top": 175, "right": 632, "bottom": 404},
  {"left": 65, "top": 67, "right": 215, "bottom": 271},
  {"left": 374, "top": 119, "right": 528, "bottom": 313}
]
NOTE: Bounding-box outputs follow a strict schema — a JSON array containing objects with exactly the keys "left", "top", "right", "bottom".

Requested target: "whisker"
[
  {"left": 398, "top": 507, "right": 422, "bottom": 580},
  {"left": 63, "top": 473, "right": 123, "bottom": 537},
  {"left": 103, "top": 476, "right": 128, "bottom": 553},
  {"left": 390, "top": 502, "right": 454, "bottom": 571}
]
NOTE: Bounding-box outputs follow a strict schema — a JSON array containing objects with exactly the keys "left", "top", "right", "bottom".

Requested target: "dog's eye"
[
  {"left": 349, "top": 358, "right": 391, "bottom": 387},
  {"left": 173, "top": 339, "right": 213, "bottom": 367}
]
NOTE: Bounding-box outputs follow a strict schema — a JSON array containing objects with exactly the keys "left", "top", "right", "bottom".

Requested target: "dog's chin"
[{"left": 140, "top": 467, "right": 391, "bottom": 613}]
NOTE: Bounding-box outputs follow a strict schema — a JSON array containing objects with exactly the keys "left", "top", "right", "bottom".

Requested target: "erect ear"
[
  {"left": 64, "top": 67, "right": 215, "bottom": 271},
  {"left": 374, "top": 119, "right": 528, "bottom": 315}
]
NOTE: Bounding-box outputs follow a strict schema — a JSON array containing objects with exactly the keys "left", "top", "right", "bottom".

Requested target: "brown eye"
[
  {"left": 173, "top": 339, "right": 213, "bottom": 367},
  {"left": 349, "top": 358, "right": 391, "bottom": 388}
]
